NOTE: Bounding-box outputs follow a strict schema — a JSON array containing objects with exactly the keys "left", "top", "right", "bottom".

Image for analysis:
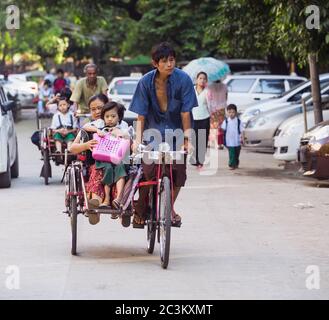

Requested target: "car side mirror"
[
  {"left": 1, "top": 100, "right": 15, "bottom": 114},
  {"left": 301, "top": 92, "right": 311, "bottom": 101}
]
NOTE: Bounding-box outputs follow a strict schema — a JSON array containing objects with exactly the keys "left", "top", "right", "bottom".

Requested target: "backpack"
[
  {"left": 31, "top": 130, "right": 41, "bottom": 149},
  {"left": 223, "top": 117, "right": 241, "bottom": 147}
]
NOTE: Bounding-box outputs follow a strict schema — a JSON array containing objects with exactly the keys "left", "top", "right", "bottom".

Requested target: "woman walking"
[{"left": 191, "top": 71, "right": 211, "bottom": 169}]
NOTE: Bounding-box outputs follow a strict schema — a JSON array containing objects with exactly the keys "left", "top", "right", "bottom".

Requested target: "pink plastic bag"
[{"left": 92, "top": 133, "right": 130, "bottom": 165}]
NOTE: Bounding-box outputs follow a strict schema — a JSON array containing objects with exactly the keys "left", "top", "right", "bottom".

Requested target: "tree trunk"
[{"left": 308, "top": 53, "right": 323, "bottom": 124}]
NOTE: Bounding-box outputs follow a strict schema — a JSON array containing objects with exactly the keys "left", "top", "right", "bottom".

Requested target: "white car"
[
  {"left": 241, "top": 73, "right": 329, "bottom": 126},
  {"left": 274, "top": 90, "right": 329, "bottom": 162},
  {"left": 223, "top": 74, "right": 306, "bottom": 112},
  {"left": 1, "top": 74, "right": 38, "bottom": 109},
  {"left": 108, "top": 76, "right": 141, "bottom": 125},
  {"left": 0, "top": 84, "right": 19, "bottom": 188}
]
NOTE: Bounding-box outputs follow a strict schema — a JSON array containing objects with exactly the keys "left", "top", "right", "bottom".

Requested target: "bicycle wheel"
[
  {"left": 158, "top": 176, "right": 171, "bottom": 269},
  {"left": 43, "top": 149, "right": 50, "bottom": 185},
  {"left": 70, "top": 195, "right": 78, "bottom": 255},
  {"left": 147, "top": 187, "right": 156, "bottom": 254},
  {"left": 69, "top": 167, "right": 78, "bottom": 255}
]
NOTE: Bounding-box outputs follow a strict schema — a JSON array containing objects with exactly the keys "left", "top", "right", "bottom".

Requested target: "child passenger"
[
  {"left": 50, "top": 96, "right": 77, "bottom": 164},
  {"left": 83, "top": 101, "right": 130, "bottom": 212},
  {"left": 221, "top": 104, "right": 244, "bottom": 170}
]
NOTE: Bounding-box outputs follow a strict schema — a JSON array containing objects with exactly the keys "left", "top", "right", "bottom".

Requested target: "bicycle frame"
[{"left": 136, "top": 153, "right": 175, "bottom": 223}]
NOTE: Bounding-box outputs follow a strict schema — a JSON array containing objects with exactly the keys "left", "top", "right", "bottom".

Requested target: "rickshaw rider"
[{"left": 130, "top": 42, "right": 197, "bottom": 227}]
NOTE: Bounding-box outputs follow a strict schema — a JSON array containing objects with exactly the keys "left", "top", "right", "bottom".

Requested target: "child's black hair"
[
  {"left": 151, "top": 42, "right": 176, "bottom": 63},
  {"left": 227, "top": 104, "right": 237, "bottom": 112},
  {"left": 101, "top": 101, "right": 126, "bottom": 124}
]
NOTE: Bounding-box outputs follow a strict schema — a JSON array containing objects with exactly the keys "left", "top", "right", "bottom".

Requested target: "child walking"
[
  {"left": 221, "top": 104, "right": 244, "bottom": 170},
  {"left": 50, "top": 96, "right": 77, "bottom": 164},
  {"left": 83, "top": 101, "right": 130, "bottom": 212}
]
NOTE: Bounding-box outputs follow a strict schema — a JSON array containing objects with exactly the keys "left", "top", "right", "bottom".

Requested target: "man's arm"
[
  {"left": 100, "top": 77, "right": 108, "bottom": 95},
  {"left": 135, "top": 115, "right": 145, "bottom": 147},
  {"left": 181, "top": 111, "right": 193, "bottom": 152}
]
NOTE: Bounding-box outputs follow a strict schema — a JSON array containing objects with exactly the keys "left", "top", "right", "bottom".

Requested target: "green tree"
[
  {"left": 269, "top": 0, "right": 329, "bottom": 124},
  {"left": 208, "top": 0, "right": 329, "bottom": 124}
]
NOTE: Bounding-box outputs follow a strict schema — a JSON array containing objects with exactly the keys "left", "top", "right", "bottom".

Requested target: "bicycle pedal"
[{"left": 171, "top": 221, "right": 182, "bottom": 228}]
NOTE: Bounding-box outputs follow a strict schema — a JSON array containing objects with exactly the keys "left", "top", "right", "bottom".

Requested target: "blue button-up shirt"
[{"left": 130, "top": 68, "right": 198, "bottom": 150}]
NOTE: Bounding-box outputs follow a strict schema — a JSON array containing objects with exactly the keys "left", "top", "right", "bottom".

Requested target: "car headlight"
[
  {"left": 281, "top": 125, "right": 300, "bottom": 137},
  {"left": 248, "top": 116, "right": 267, "bottom": 128}
]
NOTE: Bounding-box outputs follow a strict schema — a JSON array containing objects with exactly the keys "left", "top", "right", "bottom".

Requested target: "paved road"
[{"left": 0, "top": 110, "right": 328, "bottom": 299}]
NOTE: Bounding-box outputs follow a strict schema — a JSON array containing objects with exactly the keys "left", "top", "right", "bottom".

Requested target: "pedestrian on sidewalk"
[
  {"left": 221, "top": 104, "right": 244, "bottom": 170},
  {"left": 190, "top": 71, "right": 211, "bottom": 169}
]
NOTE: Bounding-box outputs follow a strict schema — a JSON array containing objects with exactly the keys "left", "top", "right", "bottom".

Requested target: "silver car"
[
  {"left": 241, "top": 73, "right": 329, "bottom": 126},
  {"left": 243, "top": 91, "right": 325, "bottom": 152},
  {"left": 0, "top": 84, "right": 19, "bottom": 188}
]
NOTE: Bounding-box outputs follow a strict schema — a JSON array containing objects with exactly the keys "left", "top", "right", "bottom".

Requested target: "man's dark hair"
[
  {"left": 151, "top": 42, "right": 176, "bottom": 63},
  {"left": 57, "top": 68, "right": 64, "bottom": 74},
  {"left": 87, "top": 93, "right": 109, "bottom": 109},
  {"left": 227, "top": 104, "right": 237, "bottom": 112},
  {"left": 101, "top": 101, "right": 126, "bottom": 124}
]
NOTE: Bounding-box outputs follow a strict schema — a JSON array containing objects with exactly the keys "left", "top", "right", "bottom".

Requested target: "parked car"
[
  {"left": 0, "top": 84, "right": 19, "bottom": 188},
  {"left": 241, "top": 73, "right": 329, "bottom": 126},
  {"left": 243, "top": 87, "right": 329, "bottom": 153},
  {"left": 108, "top": 76, "right": 141, "bottom": 125},
  {"left": 0, "top": 79, "right": 22, "bottom": 121},
  {"left": 0, "top": 75, "right": 38, "bottom": 109},
  {"left": 223, "top": 74, "right": 306, "bottom": 112},
  {"left": 298, "top": 121, "right": 329, "bottom": 180},
  {"left": 273, "top": 89, "right": 329, "bottom": 161}
]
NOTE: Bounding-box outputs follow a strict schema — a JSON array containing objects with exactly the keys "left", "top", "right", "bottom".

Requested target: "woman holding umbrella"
[{"left": 190, "top": 71, "right": 211, "bottom": 169}]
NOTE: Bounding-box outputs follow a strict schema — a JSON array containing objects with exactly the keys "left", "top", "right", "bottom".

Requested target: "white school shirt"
[
  {"left": 192, "top": 87, "right": 210, "bottom": 120},
  {"left": 221, "top": 117, "right": 244, "bottom": 147},
  {"left": 51, "top": 111, "right": 77, "bottom": 130}
]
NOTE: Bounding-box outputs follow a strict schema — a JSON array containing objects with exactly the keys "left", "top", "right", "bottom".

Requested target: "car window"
[
  {"left": 253, "top": 79, "right": 285, "bottom": 94},
  {"left": 288, "top": 79, "right": 305, "bottom": 89},
  {"left": 227, "top": 79, "right": 255, "bottom": 93},
  {"left": 110, "top": 80, "right": 139, "bottom": 95},
  {"left": 288, "top": 79, "right": 329, "bottom": 102}
]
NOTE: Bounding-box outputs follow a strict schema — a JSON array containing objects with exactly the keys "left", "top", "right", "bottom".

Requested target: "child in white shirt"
[
  {"left": 221, "top": 104, "right": 244, "bottom": 170},
  {"left": 50, "top": 96, "right": 77, "bottom": 160}
]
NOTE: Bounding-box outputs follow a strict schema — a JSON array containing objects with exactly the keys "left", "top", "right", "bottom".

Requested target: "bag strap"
[
  {"left": 57, "top": 114, "right": 63, "bottom": 128},
  {"left": 70, "top": 114, "right": 73, "bottom": 128}
]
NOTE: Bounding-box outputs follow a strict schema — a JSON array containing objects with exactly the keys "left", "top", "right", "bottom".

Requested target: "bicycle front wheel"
[
  {"left": 158, "top": 176, "right": 171, "bottom": 269},
  {"left": 146, "top": 187, "right": 156, "bottom": 254}
]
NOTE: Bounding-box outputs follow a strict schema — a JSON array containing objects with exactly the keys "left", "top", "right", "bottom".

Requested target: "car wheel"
[
  {"left": 11, "top": 139, "right": 19, "bottom": 178},
  {"left": 0, "top": 147, "right": 11, "bottom": 188}
]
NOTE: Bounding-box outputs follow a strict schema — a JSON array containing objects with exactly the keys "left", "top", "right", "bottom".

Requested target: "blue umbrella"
[{"left": 183, "top": 57, "right": 230, "bottom": 83}]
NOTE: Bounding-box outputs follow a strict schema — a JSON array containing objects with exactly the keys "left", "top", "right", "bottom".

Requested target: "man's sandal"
[
  {"left": 172, "top": 212, "right": 182, "bottom": 228},
  {"left": 133, "top": 214, "right": 145, "bottom": 229}
]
